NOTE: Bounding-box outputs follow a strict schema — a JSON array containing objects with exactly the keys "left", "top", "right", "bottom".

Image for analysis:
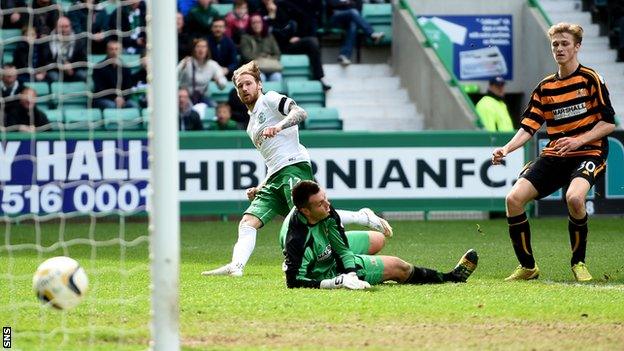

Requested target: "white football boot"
[
  {"left": 201, "top": 263, "right": 243, "bottom": 277},
  {"left": 359, "top": 208, "right": 393, "bottom": 238}
]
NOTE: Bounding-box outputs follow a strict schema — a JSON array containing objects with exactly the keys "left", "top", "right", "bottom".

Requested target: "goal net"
[{"left": 0, "top": 0, "right": 179, "bottom": 349}]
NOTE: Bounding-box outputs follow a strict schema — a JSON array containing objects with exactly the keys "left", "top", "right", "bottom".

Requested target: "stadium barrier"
[
  {"left": 4, "top": 130, "right": 623, "bottom": 217},
  {"left": 2, "top": 130, "right": 530, "bottom": 218}
]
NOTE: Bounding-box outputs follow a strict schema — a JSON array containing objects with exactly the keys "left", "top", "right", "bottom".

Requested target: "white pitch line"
[{"left": 542, "top": 280, "right": 624, "bottom": 292}]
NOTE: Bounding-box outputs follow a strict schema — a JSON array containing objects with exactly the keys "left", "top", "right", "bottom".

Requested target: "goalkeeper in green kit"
[{"left": 281, "top": 180, "right": 479, "bottom": 289}]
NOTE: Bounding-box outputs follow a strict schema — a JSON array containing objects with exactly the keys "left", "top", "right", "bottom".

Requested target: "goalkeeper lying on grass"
[{"left": 280, "top": 180, "right": 479, "bottom": 289}]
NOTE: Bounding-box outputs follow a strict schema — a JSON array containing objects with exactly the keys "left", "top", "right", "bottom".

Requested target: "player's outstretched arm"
[
  {"left": 262, "top": 103, "right": 307, "bottom": 138},
  {"left": 492, "top": 129, "right": 532, "bottom": 165}
]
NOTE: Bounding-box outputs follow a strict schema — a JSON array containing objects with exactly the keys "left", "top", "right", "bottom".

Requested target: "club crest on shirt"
[
  {"left": 258, "top": 112, "right": 266, "bottom": 124},
  {"left": 576, "top": 88, "right": 588, "bottom": 97},
  {"left": 317, "top": 244, "right": 333, "bottom": 261}
]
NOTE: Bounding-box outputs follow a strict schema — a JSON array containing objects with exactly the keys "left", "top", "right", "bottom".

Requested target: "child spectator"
[{"left": 225, "top": 0, "right": 250, "bottom": 44}]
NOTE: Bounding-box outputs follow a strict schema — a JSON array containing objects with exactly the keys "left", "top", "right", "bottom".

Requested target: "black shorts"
[{"left": 519, "top": 156, "right": 606, "bottom": 199}]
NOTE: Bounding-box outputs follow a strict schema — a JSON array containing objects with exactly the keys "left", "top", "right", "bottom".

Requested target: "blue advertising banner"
[
  {"left": 418, "top": 15, "right": 513, "bottom": 81},
  {"left": 0, "top": 139, "right": 149, "bottom": 216}
]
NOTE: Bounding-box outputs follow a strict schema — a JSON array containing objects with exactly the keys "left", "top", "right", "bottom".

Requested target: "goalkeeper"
[{"left": 282, "top": 181, "right": 479, "bottom": 289}]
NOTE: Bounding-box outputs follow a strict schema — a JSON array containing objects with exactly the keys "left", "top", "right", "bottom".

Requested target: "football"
[{"left": 32, "top": 256, "right": 89, "bottom": 310}]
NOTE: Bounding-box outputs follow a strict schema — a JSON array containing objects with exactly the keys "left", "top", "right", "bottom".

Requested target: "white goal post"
[{"left": 147, "top": 0, "right": 180, "bottom": 350}]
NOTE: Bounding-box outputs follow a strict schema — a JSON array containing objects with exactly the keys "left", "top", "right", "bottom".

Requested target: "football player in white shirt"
[{"left": 202, "top": 61, "right": 392, "bottom": 277}]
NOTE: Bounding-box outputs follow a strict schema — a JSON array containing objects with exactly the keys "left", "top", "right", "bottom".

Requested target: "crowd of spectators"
[{"left": 1, "top": 0, "right": 389, "bottom": 131}]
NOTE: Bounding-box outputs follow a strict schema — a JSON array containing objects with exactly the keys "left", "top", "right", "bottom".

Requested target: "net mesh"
[{"left": 1, "top": 1, "right": 152, "bottom": 349}]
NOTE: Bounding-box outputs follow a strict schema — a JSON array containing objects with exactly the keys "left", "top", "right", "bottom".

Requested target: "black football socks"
[
  {"left": 507, "top": 212, "right": 535, "bottom": 269},
  {"left": 569, "top": 213, "right": 588, "bottom": 266},
  {"left": 405, "top": 265, "right": 445, "bottom": 284}
]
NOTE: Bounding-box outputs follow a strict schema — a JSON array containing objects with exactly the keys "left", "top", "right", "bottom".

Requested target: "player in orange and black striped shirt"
[{"left": 491, "top": 23, "right": 616, "bottom": 283}]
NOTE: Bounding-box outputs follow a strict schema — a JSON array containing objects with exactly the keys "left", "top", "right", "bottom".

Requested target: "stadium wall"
[
  {"left": 396, "top": 0, "right": 555, "bottom": 121},
  {"left": 3, "top": 130, "right": 623, "bottom": 217},
  {"left": 392, "top": 6, "right": 475, "bottom": 130},
  {"left": 1, "top": 131, "right": 523, "bottom": 217}
]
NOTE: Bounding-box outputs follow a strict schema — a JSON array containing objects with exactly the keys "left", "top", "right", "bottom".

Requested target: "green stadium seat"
[
  {"left": 303, "top": 107, "right": 343, "bottom": 130},
  {"left": 2, "top": 51, "right": 13, "bottom": 65},
  {"left": 88, "top": 54, "right": 108, "bottom": 66},
  {"left": 366, "top": 24, "right": 392, "bottom": 45},
  {"left": 26, "top": 81, "right": 53, "bottom": 109},
  {"left": 140, "top": 109, "right": 150, "bottom": 128},
  {"left": 121, "top": 54, "right": 142, "bottom": 71},
  {"left": 212, "top": 4, "right": 233, "bottom": 17},
  {"left": 42, "top": 109, "right": 64, "bottom": 130},
  {"left": 261, "top": 80, "right": 285, "bottom": 94},
  {"left": 64, "top": 108, "right": 103, "bottom": 130},
  {"left": 0, "top": 29, "right": 22, "bottom": 52},
  {"left": 200, "top": 107, "right": 216, "bottom": 129},
  {"left": 26, "top": 81, "right": 50, "bottom": 97},
  {"left": 51, "top": 81, "right": 90, "bottom": 108},
  {"left": 103, "top": 108, "right": 143, "bottom": 130},
  {"left": 60, "top": 0, "right": 73, "bottom": 12},
  {"left": 286, "top": 80, "right": 325, "bottom": 107},
  {"left": 209, "top": 82, "right": 234, "bottom": 103},
  {"left": 202, "top": 107, "right": 216, "bottom": 120},
  {"left": 102, "top": 0, "right": 118, "bottom": 15},
  {"left": 362, "top": 3, "right": 392, "bottom": 25},
  {"left": 281, "top": 55, "right": 311, "bottom": 80}
]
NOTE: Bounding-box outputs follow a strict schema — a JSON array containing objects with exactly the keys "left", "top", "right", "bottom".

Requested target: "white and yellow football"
[{"left": 32, "top": 256, "right": 89, "bottom": 310}]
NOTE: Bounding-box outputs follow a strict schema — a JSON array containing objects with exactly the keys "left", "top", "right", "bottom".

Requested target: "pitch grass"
[{"left": 1, "top": 217, "right": 624, "bottom": 350}]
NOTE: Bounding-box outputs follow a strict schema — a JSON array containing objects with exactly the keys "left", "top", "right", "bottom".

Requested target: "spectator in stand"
[
  {"left": 186, "top": 0, "right": 219, "bottom": 39},
  {"left": 178, "top": 12, "right": 193, "bottom": 61},
  {"left": 38, "top": 16, "right": 88, "bottom": 82},
  {"left": 93, "top": 40, "right": 139, "bottom": 109},
  {"left": 207, "top": 17, "right": 239, "bottom": 79},
  {"left": 12, "top": 27, "right": 47, "bottom": 83},
  {"left": 131, "top": 53, "right": 148, "bottom": 108},
  {"left": 178, "top": 0, "right": 197, "bottom": 17},
  {"left": 240, "top": 14, "right": 282, "bottom": 82},
  {"left": 67, "top": 0, "right": 109, "bottom": 54},
  {"left": 225, "top": 0, "right": 250, "bottom": 45},
  {"left": 1, "top": 0, "right": 27, "bottom": 29},
  {"left": 207, "top": 102, "right": 239, "bottom": 130},
  {"left": 260, "top": 0, "right": 330, "bottom": 90},
  {"left": 475, "top": 76, "right": 514, "bottom": 132},
  {"left": 178, "top": 88, "right": 203, "bottom": 131},
  {"left": 108, "top": 0, "right": 146, "bottom": 54},
  {"left": 177, "top": 38, "right": 227, "bottom": 107},
  {"left": 327, "top": 0, "right": 385, "bottom": 66},
  {"left": 30, "top": 0, "right": 61, "bottom": 36},
  {"left": 227, "top": 86, "right": 249, "bottom": 127},
  {"left": 1, "top": 64, "right": 25, "bottom": 118},
  {"left": 3, "top": 87, "right": 50, "bottom": 132}
]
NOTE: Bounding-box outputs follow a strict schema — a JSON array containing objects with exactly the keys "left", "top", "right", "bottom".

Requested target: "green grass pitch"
[{"left": 1, "top": 217, "right": 623, "bottom": 350}]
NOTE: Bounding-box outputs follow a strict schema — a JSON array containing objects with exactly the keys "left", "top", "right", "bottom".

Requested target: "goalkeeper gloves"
[{"left": 320, "top": 272, "right": 371, "bottom": 290}]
